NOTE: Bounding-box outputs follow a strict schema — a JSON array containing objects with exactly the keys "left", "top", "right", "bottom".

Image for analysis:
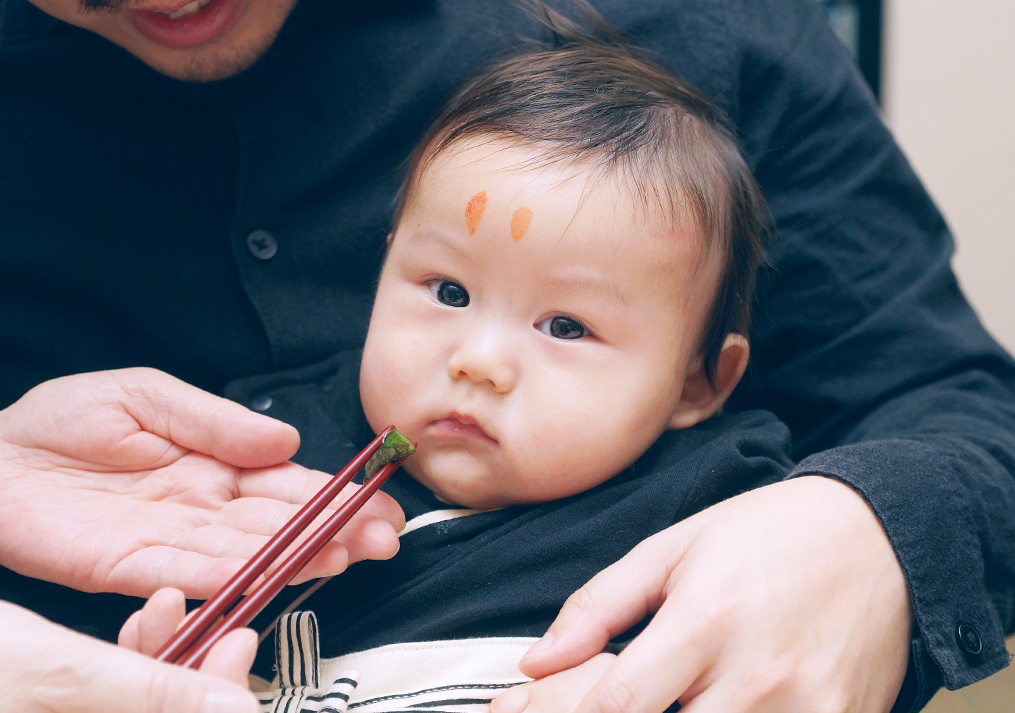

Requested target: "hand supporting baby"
[
  {"left": 491, "top": 654, "right": 618, "bottom": 713},
  {"left": 507, "top": 477, "right": 912, "bottom": 713}
]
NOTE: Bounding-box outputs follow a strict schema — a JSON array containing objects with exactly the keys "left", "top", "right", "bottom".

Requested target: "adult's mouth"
[
  {"left": 126, "top": 0, "right": 243, "bottom": 48},
  {"left": 428, "top": 413, "right": 498, "bottom": 444}
]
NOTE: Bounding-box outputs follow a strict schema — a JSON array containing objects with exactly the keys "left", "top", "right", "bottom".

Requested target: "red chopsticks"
[{"left": 155, "top": 425, "right": 409, "bottom": 668}]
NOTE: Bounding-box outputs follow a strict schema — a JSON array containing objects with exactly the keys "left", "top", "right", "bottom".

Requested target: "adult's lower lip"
[
  {"left": 126, "top": 0, "right": 243, "bottom": 48},
  {"left": 428, "top": 417, "right": 497, "bottom": 444}
]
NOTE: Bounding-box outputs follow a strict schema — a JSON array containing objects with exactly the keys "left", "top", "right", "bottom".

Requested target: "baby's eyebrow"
[
  {"left": 407, "top": 227, "right": 470, "bottom": 260},
  {"left": 546, "top": 273, "right": 632, "bottom": 307}
]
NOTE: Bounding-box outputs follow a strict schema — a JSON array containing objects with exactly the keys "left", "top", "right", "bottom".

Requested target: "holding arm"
[{"left": 738, "top": 0, "right": 1015, "bottom": 694}]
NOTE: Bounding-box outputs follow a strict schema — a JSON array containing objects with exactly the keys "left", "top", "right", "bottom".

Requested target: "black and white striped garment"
[{"left": 256, "top": 611, "right": 531, "bottom": 713}]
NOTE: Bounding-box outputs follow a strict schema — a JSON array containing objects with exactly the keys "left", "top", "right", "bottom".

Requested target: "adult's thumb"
[
  {"left": 4, "top": 602, "right": 259, "bottom": 713},
  {"left": 91, "top": 647, "right": 259, "bottom": 713},
  {"left": 518, "top": 521, "right": 698, "bottom": 679}
]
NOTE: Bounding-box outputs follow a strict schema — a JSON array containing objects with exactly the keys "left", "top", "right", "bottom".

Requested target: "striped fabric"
[
  {"left": 258, "top": 612, "right": 533, "bottom": 713},
  {"left": 259, "top": 612, "right": 359, "bottom": 713}
]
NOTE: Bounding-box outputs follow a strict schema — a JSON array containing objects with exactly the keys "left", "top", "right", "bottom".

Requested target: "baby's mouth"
[{"left": 427, "top": 415, "right": 497, "bottom": 444}]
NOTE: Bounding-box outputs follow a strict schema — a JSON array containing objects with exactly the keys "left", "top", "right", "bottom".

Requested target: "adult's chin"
[{"left": 80, "top": 0, "right": 296, "bottom": 81}]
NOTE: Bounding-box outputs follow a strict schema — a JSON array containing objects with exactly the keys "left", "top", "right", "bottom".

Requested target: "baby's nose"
[{"left": 447, "top": 333, "right": 518, "bottom": 394}]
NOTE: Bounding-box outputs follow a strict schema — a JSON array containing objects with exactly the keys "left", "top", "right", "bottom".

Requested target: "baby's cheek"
[
  {"left": 556, "top": 410, "right": 654, "bottom": 489},
  {"left": 360, "top": 348, "right": 401, "bottom": 428},
  {"left": 506, "top": 424, "right": 624, "bottom": 501}
]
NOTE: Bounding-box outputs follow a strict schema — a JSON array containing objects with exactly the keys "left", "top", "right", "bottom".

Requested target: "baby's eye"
[
  {"left": 537, "top": 315, "right": 587, "bottom": 340},
  {"left": 429, "top": 279, "right": 470, "bottom": 307}
]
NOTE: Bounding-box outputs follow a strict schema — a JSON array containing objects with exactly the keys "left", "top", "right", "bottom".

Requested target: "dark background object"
[{"left": 820, "top": 0, "right": 883, "bottom": 102}]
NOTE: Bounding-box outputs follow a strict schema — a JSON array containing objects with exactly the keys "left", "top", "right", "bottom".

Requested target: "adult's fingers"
[
  {"left": 118, "top": 589, "right": 188, "bottom": 654},
  {"left": 190, "top": 497, "right": 402, "bottom": 571},
  {"left": 223, "top": 483, "right": 405, "bottom": 539},
  {"left": 68, "top": 639, "right": 260, "bottom": 713},
  {"left": 199, "top": 628, "right": 259, "bottom": 689},
  {"left": 491, "top": 653, "right": 617, "bottom": 713},
  {"left": 235, "top": 465, "right": 407, "bottom": 532},
  {"left": 105, "top": 516, "right": 399, "bottom": 598},
  {"left": 137, "top": 588, "right": 188, "bottom": 656},
  {"left": 551, "top": 477, "right": 912, "bottom": 713},
  {"left": 5, "top": 368, "right": 300, "bottom": 469},
  {"left": 119, "top": 609, "right": 143, "bottom": 651},
  {"left": 5, "top": 602, "right": 259, "bottom": 713},
  {"left": 104, "top": 546, "right": 259, "bottom": 598},
  {"left": 567, "top": 591, "right": 712, "bottom": 713},
  {"left": 161, "top": 522, "right": 357, "bottom": 585},
  {"left": 103, "top": 500, "right": 401, "bottom": 598},
  {"left": 116, "top": 368, "right": 302, "bottom": 469},
  {"left": 119, "top": 588, "right": 256, "bottom": 689},
  {"left": 234, "top": 462, "right": 340, "bottom": 505},
  {"left": 518, "top": 521, "right": 697, "bottom": 680}
]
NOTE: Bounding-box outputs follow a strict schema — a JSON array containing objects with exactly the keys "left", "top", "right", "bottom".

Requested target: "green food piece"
[{"left": 364, "top": 428, "right": 416, "bottom": 481}]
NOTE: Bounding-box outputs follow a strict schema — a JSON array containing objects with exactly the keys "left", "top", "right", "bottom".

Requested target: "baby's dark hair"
[{"left": 393, "top": 1, "right": 768, "bottom": 385}]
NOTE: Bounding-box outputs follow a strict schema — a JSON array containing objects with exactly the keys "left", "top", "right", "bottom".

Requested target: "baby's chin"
[{"left": 404, "top": 451, "right": 538, "bottom": 511}]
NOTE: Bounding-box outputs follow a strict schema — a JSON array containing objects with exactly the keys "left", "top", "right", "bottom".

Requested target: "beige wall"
[{"left": 883, "top": 0, "right": 1015, "bottom": 353}]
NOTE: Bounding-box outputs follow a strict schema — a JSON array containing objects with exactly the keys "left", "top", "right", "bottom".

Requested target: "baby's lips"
[{"left": 428, "top": 414, "right": 498, "bottom": 443}]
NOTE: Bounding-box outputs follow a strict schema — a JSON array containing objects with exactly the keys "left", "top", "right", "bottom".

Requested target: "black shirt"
[{"left": 2, "top": 0, "right": 1014, "bottom": 710}]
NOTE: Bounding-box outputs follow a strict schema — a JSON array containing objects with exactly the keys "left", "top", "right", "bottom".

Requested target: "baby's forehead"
[
  {"left": 413, "top": 136, "right": 708, "bottom": 245},
  {"left": 399, "top": 140, "right": 718, "bottom": 304},
  {"left": 419, "top": 136, "right": 587, "bottom": 187}
]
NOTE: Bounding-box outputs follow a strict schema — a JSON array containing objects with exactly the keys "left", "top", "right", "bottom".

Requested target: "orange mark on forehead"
[
  {"left": 465, "top": 191, "right": 487, "bottom": 235},
  {"left": 510, "top": 207, "right": 533, "bottom": 242}
]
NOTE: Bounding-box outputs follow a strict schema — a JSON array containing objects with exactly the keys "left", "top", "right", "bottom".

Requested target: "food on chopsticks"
[{"left": 365, "top": 427, "right": 416, "bottom": 481}]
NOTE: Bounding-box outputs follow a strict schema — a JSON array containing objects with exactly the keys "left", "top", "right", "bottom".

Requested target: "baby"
[
  {"left": 126, "top": 16, "right": 793, "bottom": 713},
  {"left": 360, "top": 28, "right": 768, "bottom": 511}
]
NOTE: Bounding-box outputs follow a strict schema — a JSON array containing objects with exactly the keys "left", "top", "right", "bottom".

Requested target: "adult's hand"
[
  {"left": 1, "top": 601, "right": 261, "bottom": 713},
  {"left": 119, "top": 587, "right": 258, "bottom": 687},
  {"left": 514, "top": 476, "right": 913, "bottom": 713},
  {"left": 491, "top": 654, "right": 617, "bottom": 713},
  {"left": 0, "top": 368, "right": 404, "bottom": 598},
  {"left": 1, "top": 599, "right": 259, "bottom": 713}
]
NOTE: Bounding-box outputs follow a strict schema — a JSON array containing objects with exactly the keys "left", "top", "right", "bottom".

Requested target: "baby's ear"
[{"left": 668, "top": 334, "right": 749, "bottom": 430}]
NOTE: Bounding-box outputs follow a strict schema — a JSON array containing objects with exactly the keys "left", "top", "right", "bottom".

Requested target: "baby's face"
[{"left": 360, "top": 139, "right": 718, "bottom": 509}]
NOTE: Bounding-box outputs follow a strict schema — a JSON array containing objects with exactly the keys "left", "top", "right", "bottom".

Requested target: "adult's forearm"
[
  {"left": 793, "top": 370, "right": 1015, "bottom": 708},
  {"left": 715, "top": 0, "right": 1015, "bottom": 707}
]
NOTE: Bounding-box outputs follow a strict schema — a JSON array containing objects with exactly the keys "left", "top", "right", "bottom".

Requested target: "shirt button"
[
  {"left": 246, "top": 229, "right": 278, "bottom": 260},
  {"left": 250, "top": 395, "right": 273, "bottom": 412},
  {"left": 957, "top": 622, "right": 983, "bottom": 656}
]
